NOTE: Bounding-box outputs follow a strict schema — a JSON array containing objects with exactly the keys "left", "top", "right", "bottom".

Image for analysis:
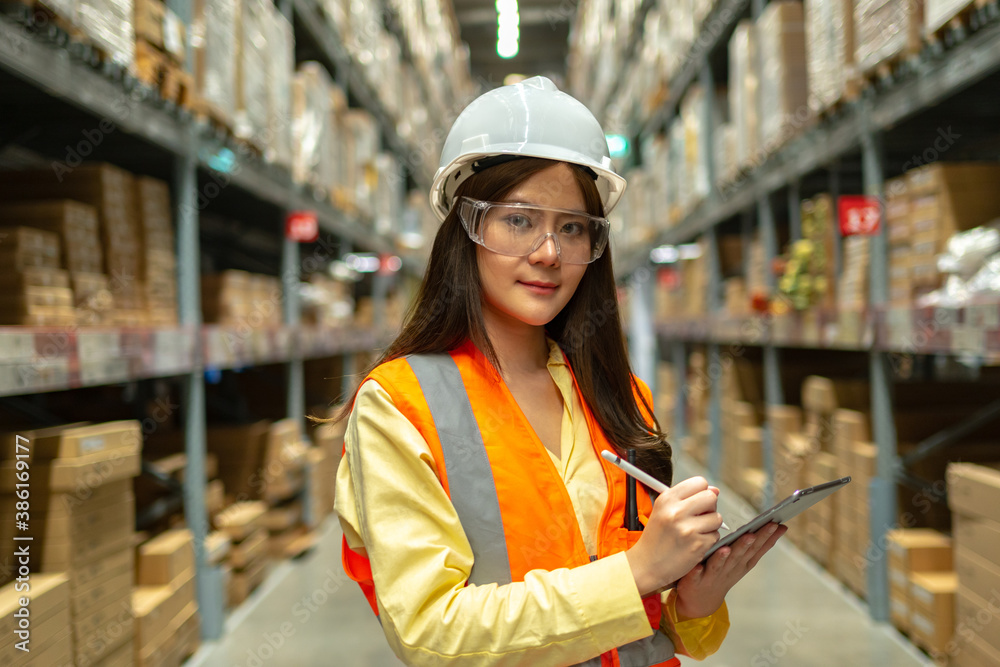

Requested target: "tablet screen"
[{"left": 702, "top": 476, "right": 852, "bottom": 560}]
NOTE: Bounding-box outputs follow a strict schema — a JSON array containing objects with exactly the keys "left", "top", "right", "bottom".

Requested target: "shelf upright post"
[
  {"left": 282, "top": 227, "right": 305, "bottom": 433},
  {"left": 706, "top": 227, "right": 724, "bottom": 483},
  {"left": 174, "top": 132, "right": 221, "bottom": 639},
  {"left": 629, "top": 263, "right": 657, "bottom": 393},
  {"left": 759, "top": 191, "right": 782, "bottom": 509},
  {"left": 862, "top": 124, "right": 897, "bottom": 623},
  {"left": 340, "top": 240, "right": 357, "bottom": 400},
  {"left": 788, "top": 179, "right": 802, "bottom": 242}
]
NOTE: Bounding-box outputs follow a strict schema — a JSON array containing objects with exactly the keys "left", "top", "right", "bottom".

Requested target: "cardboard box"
[
  {"left": 75, "top": 614, "right": 134, "bottom": 665},
  {"left": 0, "top": 573, "right": 69, "bottom": 639},
  {"left": 6, "top": 625, "right": 71, "bottom": 667},
  {"left": 0, "top": 267, "right": 71, "bottom": 290},
  {"left": 948, "top": 463, "right": 1000, "bottom": 523},
  {"left": 955, "top": 546, "right": 1000, "bottom": 599},
  {"left": 31, "top": 420, "right": 142, "bottom": 461},
  {"left": 229, "top": 526, "right": 268, "bottom": 570},
  {"left": 952, "top": 514, "right": 1000, "bottom": 566},
  {"left": 133, "top": 569, "right": 195, "bottom": 650},
  {"left": 0, "top": 444, "right": 140, "bottom": 493},
  {"left": 956, "top": 585, "right": 1000, "bottom": 657},
  {"left": 136, "top": 599, "right": 199, "bottom": 667},
  {"left": 0, "top": 200, "right": 103, "bottom": 273},
  {"left": 909, "top": 571, "right": 956, "bottom": 655},
  {"left": 137, "top": 528, "right": 194, "bottom": 586},
  {"left": 890, "top": 579, "right": 910, "bottom": 633},
  {"left": 228, "top": 557, "right": 267, "bottom": 607},
  {"left": 215, "top": 501, "right": 267, "bottom": 541}
]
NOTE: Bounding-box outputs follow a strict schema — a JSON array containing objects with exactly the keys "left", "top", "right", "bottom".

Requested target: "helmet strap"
[{"left": 471, "top": 155, "right": 599, "bottom": 181}]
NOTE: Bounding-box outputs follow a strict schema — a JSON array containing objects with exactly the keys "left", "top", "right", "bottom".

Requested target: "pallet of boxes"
[
  {"left": 948, "top": 462, "right": 1000, "bottom": 666},
  {"left": 884, "top": 528, "right": 955, "bottom": 660},
  {"left": 132, "top": 0, "right": 191, "bottom": 108},
  {"left": 0, "top": 421, "right": 143, "bottom": 666},
  {"left": 0, "top": 163, "right": 181, "bottom": 327},
  {"left": 207, "top": 419, "right": 315, "bottom": 608},
  {"left": 133, "top": 528, "right": 200, "bottom": 667}
]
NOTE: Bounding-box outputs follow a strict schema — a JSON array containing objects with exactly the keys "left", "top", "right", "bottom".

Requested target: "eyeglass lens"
[{"left": 480, "top": 204, "right": 604, "bottom": 264}]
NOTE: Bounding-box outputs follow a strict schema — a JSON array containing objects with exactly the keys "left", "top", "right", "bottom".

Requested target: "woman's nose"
[{"left": 527, "top": 233, "right": 561, "bottom": 266}]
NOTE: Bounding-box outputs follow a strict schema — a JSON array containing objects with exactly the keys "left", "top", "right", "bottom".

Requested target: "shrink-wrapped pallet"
[
  {"left": 757, "top": 1, "right": 809, "bottom": 150},
  {"left": 236, "top": 0, "right": 270, "bottom": 147},
  {"left": 805, "top": 0, "right": 856, "bottom": 112},
  {"left": 266, "top": 5, "right": 294, "bottom": 168},
  {"left": 729, "top": 20, "right": 758, "bottom": 169},
  {"left": 925, "top": 0, "right": 975, "bottom": 35},
  {"left": 291, "top": 63, "right": 335, "bottom": 193},
  {"left": 373, "top": 153, "right": 403, "bottom": 237},
  {"left": 78, "top": 0, "right": 135, "bottom": 67},
  {"left": 193, "top": 0, "right": 238, "bottom": 125},
  {"left": 854, "top": 0, "right": 923, "bottom": 75}
]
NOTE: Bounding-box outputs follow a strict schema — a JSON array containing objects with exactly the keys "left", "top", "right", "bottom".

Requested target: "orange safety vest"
[{"left": 342, "top": 340, "right": 679, "bottom": 667}]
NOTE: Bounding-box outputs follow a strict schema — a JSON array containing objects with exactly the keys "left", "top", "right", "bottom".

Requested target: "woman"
[{"left": 334, "top": 76, "right": 785, "bottom": 666}]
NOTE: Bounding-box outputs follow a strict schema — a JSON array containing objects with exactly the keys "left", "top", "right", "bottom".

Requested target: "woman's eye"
[
  {"left": 561, "top": 222, "right": 585, "bottom": 236},
  {"left": 504, "top": 214, "right": 533, "bottom": 229}
]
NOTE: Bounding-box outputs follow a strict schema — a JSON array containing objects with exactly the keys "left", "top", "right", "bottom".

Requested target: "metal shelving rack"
[
  {"left": 615, "top": 0, "right": 1000, "bottom": 624},
  {"left": 0, "top": 0, "right": 421, "bottom": 640}
]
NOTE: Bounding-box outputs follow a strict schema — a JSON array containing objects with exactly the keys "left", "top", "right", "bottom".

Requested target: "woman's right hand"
[{"left": 625, "top": 476, "right": 723, "bottom": 596}]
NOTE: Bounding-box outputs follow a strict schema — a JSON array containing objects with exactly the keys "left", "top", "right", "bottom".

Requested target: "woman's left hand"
[{"left": 673, "top": 522, "right": 788, "bottom": 620}]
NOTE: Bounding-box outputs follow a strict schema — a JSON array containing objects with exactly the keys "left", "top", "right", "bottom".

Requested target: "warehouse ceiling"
[{"left": 452, "top": 0, "right": 575, "bottom": 89}]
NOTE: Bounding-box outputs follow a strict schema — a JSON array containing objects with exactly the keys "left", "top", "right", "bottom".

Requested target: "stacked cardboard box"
[
  {"left": 947, "top": 462, "right": 1000, "bottom": 665},
  {"left": 0, "top": 227, "right": 76, "bottom": 326},
  {"left": 910, "top": 571, "right": 957, "bottom": 657},
  {"left": 720, "top": 359, "right": 764, "bottom": 498},
  {"left": 854, "top": 0, "right": 922, "bottom": 76},
  {"left": 684, "top": 350, "right": 711, "bottom": 468},
  {"left": 215, "top": 501, "right": 269, "bottom": 606},
  {"left": 311, "top": 415, "right": 346, "bottom": 518},
  {"left": 133, "top": 529, "right": 200, "bottom": 667},
  {"left": 201, "top": 270, "right": 281, "bottom": 326},
  {"left": 906, "top": 163, "right": 1000, "bottom": 299},
  {"left": 805, "top": 0, "right": 856, "bottom": 113},
  {"left": 0, "top": 164, "right": 145, "bottom": 325},
  {"left": 0, "top": 574, "right": 72, "bottom": 666},
  {"left": 757, "top": 1, "right": 809, "bottom": 151},
  {"left": 76, "top": 0, "right": 135, "bottom": 68},
  {"left": 729, "top": 20, "right": 759, "bottom": 170},
  {"left": 134, "top": 177, "right": 178, "bottom": 326},
  {"left": 886, "top": 176, "right": 914, "bottom": 307},
  {"left": 192, "top": 0, "right": 238, "bottom": 127},
  {"left": 838, "top": 235, "right": 870, "bottom": 311},
  {"left": 885, "top": 528, "right": 953, "bottom": 637},
  {"left": 0, "top": 421, "right": 141, "bottom": 665},
  {"left": 236, "top": 0, "right": 271, "bottom": 150}
]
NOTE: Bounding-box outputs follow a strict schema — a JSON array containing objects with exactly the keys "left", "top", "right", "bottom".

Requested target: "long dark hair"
[{"left": 334, "top": 157, "right": 673, "bottom": 484}]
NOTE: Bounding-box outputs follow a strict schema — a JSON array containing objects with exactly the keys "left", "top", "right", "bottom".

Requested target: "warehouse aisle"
[{"left": 187, "top": 458, "right": 932, "bottom": 667}]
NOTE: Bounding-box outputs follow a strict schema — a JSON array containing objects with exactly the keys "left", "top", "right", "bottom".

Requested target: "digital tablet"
[{"left": 702, "top": 476, "right": 852, "bottom": 560}]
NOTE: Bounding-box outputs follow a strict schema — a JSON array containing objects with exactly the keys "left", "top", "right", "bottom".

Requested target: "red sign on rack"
[
  {"left": 838, "top": 196, "right": 881, "bottom": 236},
  {"left": 285, "top": 211, "right": 319, "bottom": 242}
]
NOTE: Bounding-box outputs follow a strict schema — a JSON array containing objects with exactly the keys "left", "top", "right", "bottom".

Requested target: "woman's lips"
[{"left": 519, "top": 281, "right": 558, "bottom": 294}]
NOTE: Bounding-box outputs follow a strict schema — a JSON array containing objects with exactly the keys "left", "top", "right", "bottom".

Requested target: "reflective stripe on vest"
[
  {"left": 407, "top": 353, "right": 676, "bottom": 667},
  {"left": 407, "top": 353, "right": 513, "bottom": 586}
]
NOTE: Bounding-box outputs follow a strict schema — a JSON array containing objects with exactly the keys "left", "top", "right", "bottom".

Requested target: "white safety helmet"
[{"left": 429, "top": 76, "right": 627, "bottom": 222}]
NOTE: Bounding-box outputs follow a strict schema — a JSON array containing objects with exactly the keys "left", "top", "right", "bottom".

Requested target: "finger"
[
  {"left": 681, "top": 489, "right": 720, "bottom": 517},
  {"left": 689, "top": 510, "right": 723, "bottom": 535},
  {"left": 746, "top": 524, "right": 787, "bottom": 569},
  {"left": 705, "top": 546, "right": 731, "bottom": 575},
  {"left": 667, "top": 476, "right": 711, "bottom": 500},
  {"left": 728, "top": 532, "right": 758, "bottom": 565},
  {"left": 708, "top": 486, "right": 720, "bottom": 497}
]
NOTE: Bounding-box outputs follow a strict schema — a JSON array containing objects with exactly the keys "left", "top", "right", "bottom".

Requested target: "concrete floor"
[{"left": 187, "top": 456, "right": 933, "bottom": 667}]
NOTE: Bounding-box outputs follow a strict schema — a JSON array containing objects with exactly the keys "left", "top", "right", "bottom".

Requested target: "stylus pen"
[{"left": 601, "top": 450, "right": 730, "bottom": 531}]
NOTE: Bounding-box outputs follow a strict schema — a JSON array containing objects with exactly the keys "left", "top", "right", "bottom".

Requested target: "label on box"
[
  {"left": 163, "top": 9, "right": 184, "bottom": 59},
  {"left": 79, "top": 436, "right": 105, "bottom": 454},
  {"left": 838, "top": 196, "right": 882, "bottom": 236}
]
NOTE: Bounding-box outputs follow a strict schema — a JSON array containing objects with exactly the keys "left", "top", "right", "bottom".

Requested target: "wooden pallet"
[
  {"left": 856, "top": 50, "right": 920, "bottom": 94},
  {"left": 926, "top": 0, "right": 980, "bottom": 50}
]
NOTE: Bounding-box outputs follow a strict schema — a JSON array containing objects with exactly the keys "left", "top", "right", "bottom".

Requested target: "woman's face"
[{"left": 476, "top": 162, "right": 590, "bottom": 329}]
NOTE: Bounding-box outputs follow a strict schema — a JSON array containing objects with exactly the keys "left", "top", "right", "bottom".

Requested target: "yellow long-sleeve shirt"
[{"left": 335, "top": 341, "right": 729, "bottom": 666}]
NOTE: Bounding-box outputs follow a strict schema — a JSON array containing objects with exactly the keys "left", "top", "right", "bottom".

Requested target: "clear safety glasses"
[{"left": 457, "top": 197, "right": 610, "bottom": 265}]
